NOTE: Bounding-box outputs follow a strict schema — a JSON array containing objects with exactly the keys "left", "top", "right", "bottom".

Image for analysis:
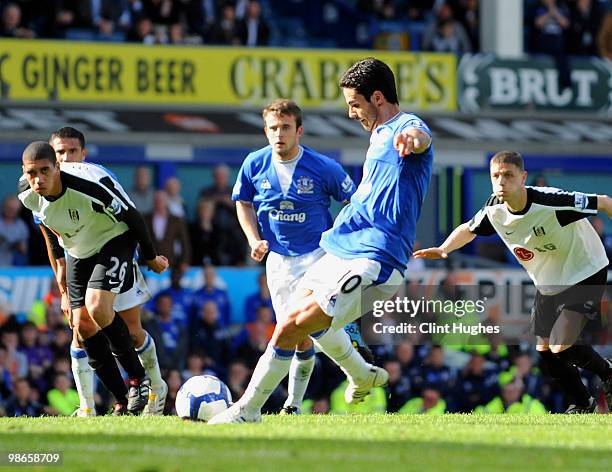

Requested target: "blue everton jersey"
[
  {"left": 320, "top": 112, "right": 433, "bottom": 274},
  {"left": 232, "top": 145, "right": 355, "bottom": 256}
]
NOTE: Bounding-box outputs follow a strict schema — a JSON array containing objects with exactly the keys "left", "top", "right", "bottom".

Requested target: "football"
[{"left": 175, "top": 375, "right": 232, "bottom": 422}]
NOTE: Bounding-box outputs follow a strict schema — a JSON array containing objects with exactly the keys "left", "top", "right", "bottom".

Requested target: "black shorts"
[
  {"left": 66, "top": 232, "right": 137, "bottom": 310},
  {"left": 531, "top": 267, "right": 608, "bottom": 338}
]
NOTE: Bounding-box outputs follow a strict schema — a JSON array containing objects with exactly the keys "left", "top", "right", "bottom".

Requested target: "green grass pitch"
[{"left": 0, "top": 415, "right": 611, "bottom": 471}]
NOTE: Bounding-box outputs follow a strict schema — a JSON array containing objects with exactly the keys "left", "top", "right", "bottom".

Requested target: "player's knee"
[
  {"left": 276, "top": 320, "right": 303, "bottom": 345},
  {"left": 85, "top": 296, "right": 112, "bottom": 323},
  {"left": 74, "top": 315, "right": 98, "bottom": 339}
]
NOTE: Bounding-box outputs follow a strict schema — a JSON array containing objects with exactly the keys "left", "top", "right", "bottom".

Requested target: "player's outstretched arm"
[
  {"left": 236, "top": 200, "right": 269, "bottom": 262},
  {"left": 394, "top": 128, "right": 431, "bottom": 156},
  {"left": 413, "top": 222, "right": 477, "bottom": 259},
  {"left": 597, "top": 195, "right": 612, "bottom": 218}
]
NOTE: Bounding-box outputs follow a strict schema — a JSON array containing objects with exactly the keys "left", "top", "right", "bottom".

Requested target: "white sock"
[
  {"left": 284, "top": 348, "right": 315, "bottom": 409},
  {"left": 312, "top": 328, "right": 371, "bottom": 384},
  {"left": 240, "top": 344, "right": 293, "bottom": 414},
  {"left": 136, "top": 332, "right": 163, "bottom": 389},
  {"left": 70, "top": 347, "right": 96, "bottom": 410}
]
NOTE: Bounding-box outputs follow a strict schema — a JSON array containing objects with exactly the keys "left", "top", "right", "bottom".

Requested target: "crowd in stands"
[
  {"left": 0, "top": 0, "right": 271, "bottom": 46},
  {"left": 0, "top": 1, "right": 610, "bottom": 56}
]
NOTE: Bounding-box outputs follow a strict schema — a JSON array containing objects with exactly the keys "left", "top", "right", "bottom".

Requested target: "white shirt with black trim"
[
  {"left": 468, "top": 186, "right": 608, "bottom": 295},
  {"left": 18, "top": 162, "right": 136, "bottom": 259}
]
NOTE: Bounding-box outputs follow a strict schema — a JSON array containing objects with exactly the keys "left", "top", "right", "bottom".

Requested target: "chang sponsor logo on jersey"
[{"left": 269, "top": 208, "right": 306, "bottom": 223}]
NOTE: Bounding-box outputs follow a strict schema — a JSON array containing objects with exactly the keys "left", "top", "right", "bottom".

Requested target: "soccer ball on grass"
[{"left": 175, "top": 375, "right": 232, "bottom": 421}]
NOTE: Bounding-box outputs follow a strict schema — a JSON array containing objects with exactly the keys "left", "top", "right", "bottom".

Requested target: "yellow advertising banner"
[{"left": 0, "top": 39, "right": 456, "bottom": 110}]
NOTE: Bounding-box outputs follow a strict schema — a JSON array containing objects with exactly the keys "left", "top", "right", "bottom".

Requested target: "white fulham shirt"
[{"left": 468, "top": 186, "right": 608, "bottom": 294}]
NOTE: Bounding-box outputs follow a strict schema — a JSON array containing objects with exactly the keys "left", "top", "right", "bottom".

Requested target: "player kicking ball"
[
  {"left": 414, "top": 151, "right": 612, "bottom": 413},
  {"left": 19, "top": 141, "right": 169, "bottom": 415},
  {"left": 209, "top": 58, "right": 434, "bottom": 423},
  {"left": 233, "top": 99, "right": 374, "bottom": 415},
  {"left": 41, "top": 127, "right": 168, "bottom": 416}
]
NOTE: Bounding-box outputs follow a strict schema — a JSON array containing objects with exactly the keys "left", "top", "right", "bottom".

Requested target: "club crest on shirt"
[
  {"left": 297, "top": 176, "right": 314, "bottom": 194},
  {"left": 280, "top": 200, "right": 294, "bottom": 210},
  {"left": 68, "top": 208, "right": 79, "bottom": 223},
  {"left": 532, "top": 226, "right": 546, "bottom": 237},
  {"left": 261, "top": 179, "right": 271, "bottom": 190}
]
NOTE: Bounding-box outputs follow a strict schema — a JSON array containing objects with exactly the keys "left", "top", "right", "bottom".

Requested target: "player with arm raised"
[
  {"left": 414, "top": 150, "right": 612, "bottom": 413},
  {"left": 233, "top": 98, "right": 373, "bottom": 415},
  {"left": 19, "top": 141, "right": 168, "bottom": 415},
  {"left": 210, "top": 58, "right": 433, "bottom": 423},
  {"left": 44, "top": 127, "right": 168, "bottom": 416}
]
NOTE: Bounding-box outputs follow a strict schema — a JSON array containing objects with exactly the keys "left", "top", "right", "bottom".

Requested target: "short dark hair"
[
  {"left": 22, "top": 141, "right": 57, "bottom": 165},
  {"left": 50, "top": 126, "right": 85, "bottom": 149},
  {"left": 262, "top": 99, "right": 302, "bottom": 128},
  {"left": 490, "top": 151, "right": 524, "bottom": 172},
  {"left": 339, "top": 58, "right": 399, "bottom": 104}
]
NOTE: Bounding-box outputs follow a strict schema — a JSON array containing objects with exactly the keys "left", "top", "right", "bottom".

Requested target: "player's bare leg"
[
  {"left": 119, "top": 305, "right": 167, "bottom": 415},
  {"left": 210, "top": 295, "right": 385, "bottom": 424},
  {"left": 549, "top": 310, "right": 587, "bottom": 354},
  {"left": 85, "top": 288, "right": 150, "bottom": 414}
]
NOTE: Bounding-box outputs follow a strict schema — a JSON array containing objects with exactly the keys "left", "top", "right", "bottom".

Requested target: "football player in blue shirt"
[
  {"left": 231, "top": 98, "right": 373, "bottom": 414},
  {"left": 210, "top": 58, "right": 433, "bottom": 423}
]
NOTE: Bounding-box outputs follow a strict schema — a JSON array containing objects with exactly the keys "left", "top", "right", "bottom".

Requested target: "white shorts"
[
  {"left": 113, "top": 261, "right": 151, "bottom": 312},
  {"left": 266, "top": 248, "right": 325, "bottom": 323},
  {"left": 298, "top": 253, "right": 404, "bottom": 330}
]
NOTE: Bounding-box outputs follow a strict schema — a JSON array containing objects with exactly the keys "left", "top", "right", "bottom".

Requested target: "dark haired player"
[{"left": 210, "top": 58, "right": 433, "bottom": 423}]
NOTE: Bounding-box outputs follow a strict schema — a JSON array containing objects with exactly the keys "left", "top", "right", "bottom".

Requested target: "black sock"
[
  {"left": 538, "top": 350, "right": 591, "bottom": 407},
  {"left": 557, "top": 345, "right": 612, "bottom": 381},
  {"left": 101, "top": 315, "right": 146, "bottom": 381},
  {"left": 82, "top": 331, "right": 128, "bottom": 404}
]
